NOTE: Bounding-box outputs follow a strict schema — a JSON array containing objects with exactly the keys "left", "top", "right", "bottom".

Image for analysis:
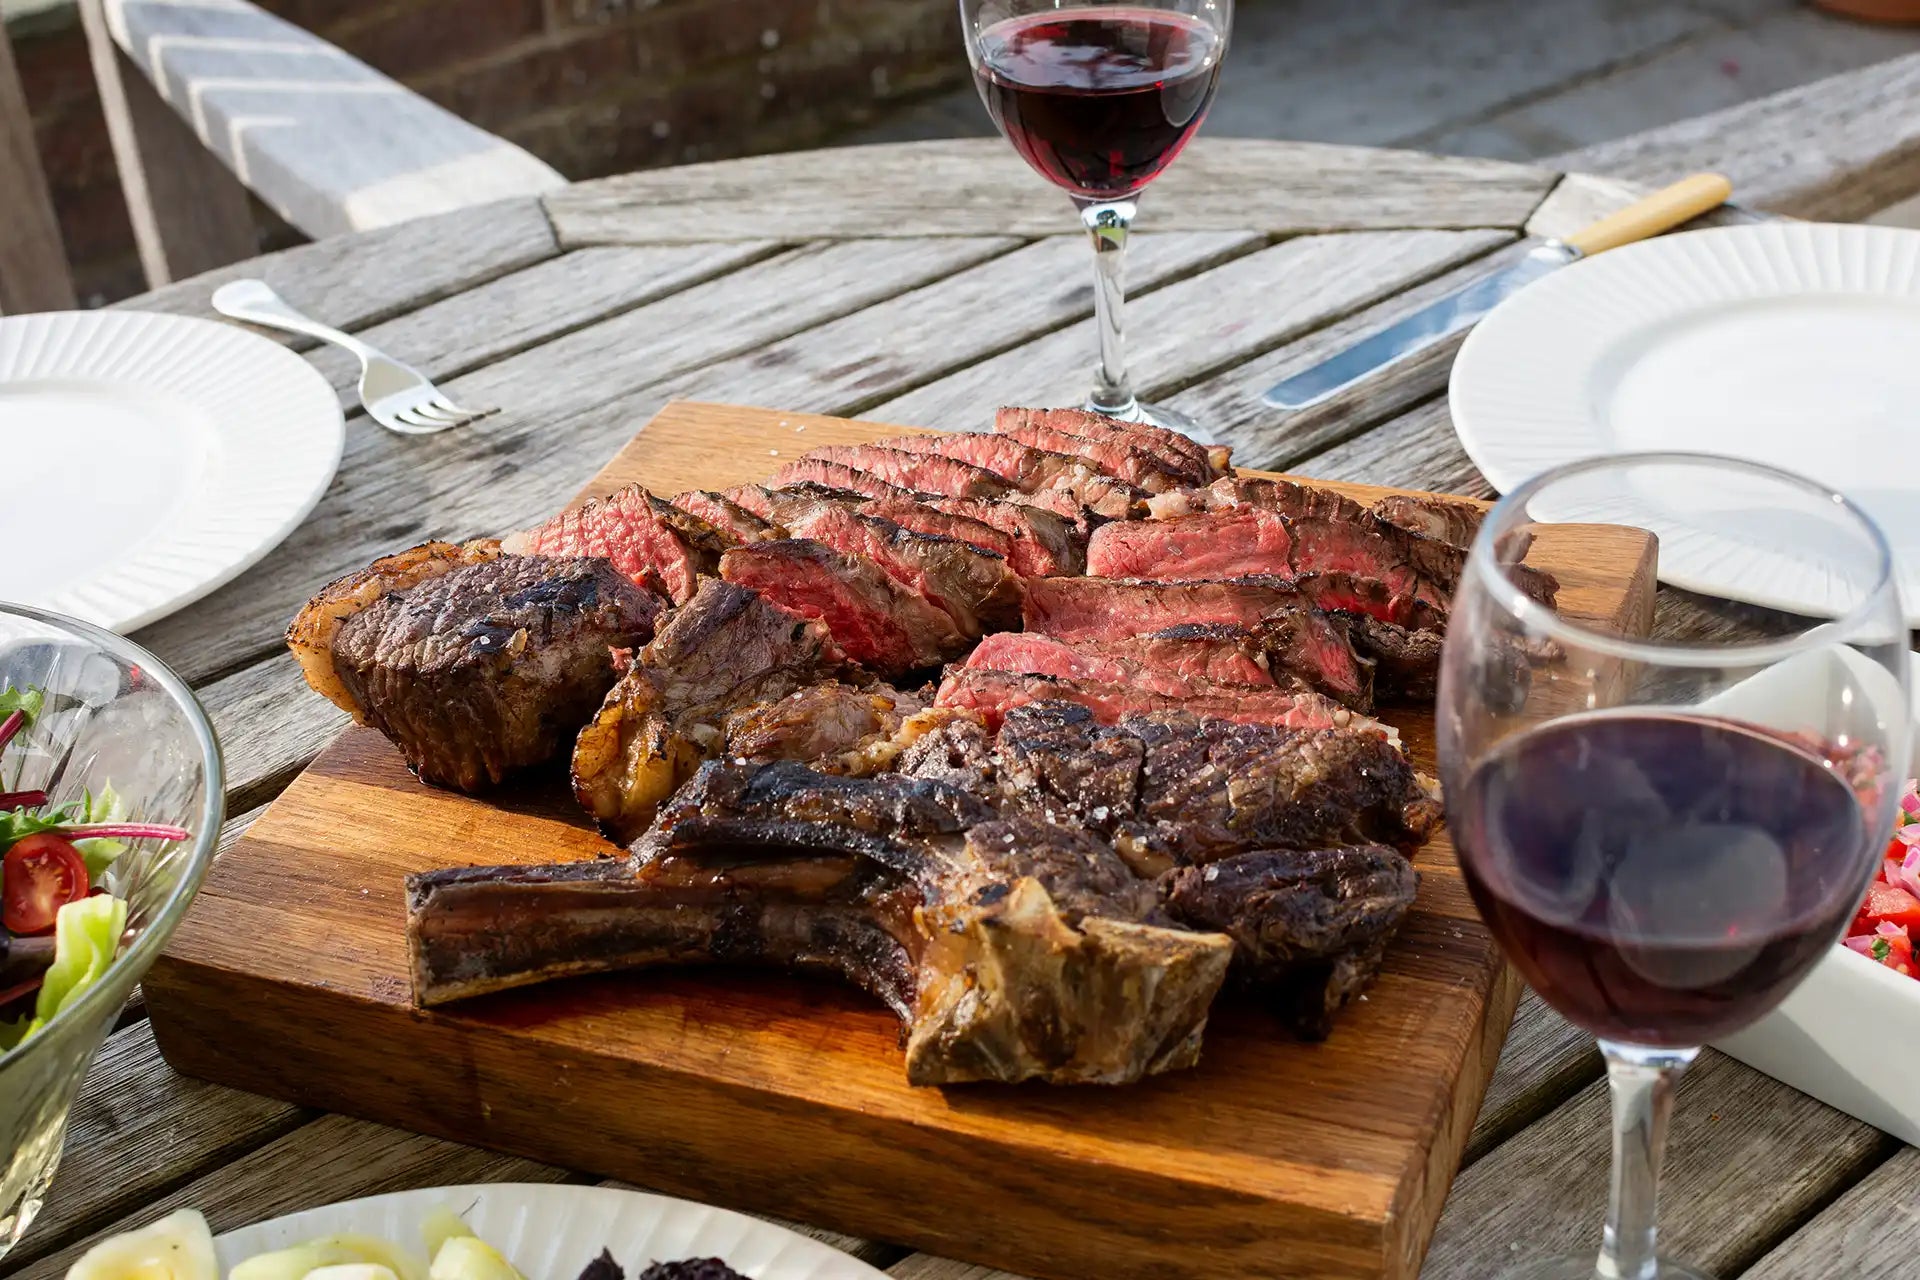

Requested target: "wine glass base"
[
  {"left": 1492, "top": 1256, "right": 1715, "bottom": 1280},
  {"left": 1084, "top": 395, "right": 1212, "bottom": 444}
]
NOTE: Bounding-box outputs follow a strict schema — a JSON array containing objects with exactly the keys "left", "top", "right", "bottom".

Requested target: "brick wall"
[{"left": 7, "top": 0, "right": 966, "bottom": 303}]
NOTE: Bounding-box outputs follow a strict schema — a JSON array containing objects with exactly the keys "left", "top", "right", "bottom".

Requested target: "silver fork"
[{"left": 211, "top": 279, "right": 496, "bottom": 435}]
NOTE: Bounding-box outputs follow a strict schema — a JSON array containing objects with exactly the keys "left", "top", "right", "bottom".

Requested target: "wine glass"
[
  {"left": 961, "top": 0, "right": 1231, "bottom": 437},
  {"left": 1439, "top": 454, "right": 1910, "bottom": 1280}
]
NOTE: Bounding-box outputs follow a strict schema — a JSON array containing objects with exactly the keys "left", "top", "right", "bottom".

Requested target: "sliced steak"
[
  {"left": 927, "top": 497, "right": 1084, "bottom": 576},
  {"left": 992, "top": 412, "right": 1189, "bottom": 494},
  {"left": 996, "top": 406, "right": 1222, "bottom": 484},
  {"left": 1077, "top": 625, "right": 1275, "bottom": 689},
  {"left": 962, "top": 631, "right": 1246, "bottom": 701},
  {"left": 720, "top": 540, "right": 965, "bottom": 674},
  {"left": 747, "top": 489, "right": 1020, "bottom": 635},
  {"left": 1290, "top": 571, "right": 1448, "bottom": 631},
  {"left": 1021, "top": 576, "right": 1373, "bottom": 704},
  {"left": 934, "top": 665, "right": 1394, "bottom": 743},
  {"left": 332, "top": 555, "right": 664, "bottom": 792},
  {"left": 408, "top": 759, "right": 1234, "bottom": 1086},
  {"left": 751, "top": 460, "right": 916, "bottom": 502},
  {"left": 1163, "top": 846, "right": 1417, "bottom": 1038},
  {"left": 506, "top": 484, "right": 731, "bottom": 603},
  {"left": 1087, "top": 506, "right": 1293, "bottom": 579},
  {"left": 881, "top": 431, "right": 1144, "bottom": 519},
  {"left": 671, "top": 490, "right": 783, "bottom": 543},
  {"left": 777, "top": 444, "right": 1012, "bottom": 499},
  {"left": 572, "top": 578, "right": 842, "bottom": 842},
  {"left": 1370, "top": 493, "right": 1487, "bottom": 548}
]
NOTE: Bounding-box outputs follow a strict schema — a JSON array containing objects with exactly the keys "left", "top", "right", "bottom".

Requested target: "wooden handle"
[{"left": 1562, "top": 173, "right": 1733, "bottom": 256}]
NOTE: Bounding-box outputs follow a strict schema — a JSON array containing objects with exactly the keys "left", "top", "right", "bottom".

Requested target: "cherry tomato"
[{"left": 1, "top": 834, "right": 89, "bottom": 935}]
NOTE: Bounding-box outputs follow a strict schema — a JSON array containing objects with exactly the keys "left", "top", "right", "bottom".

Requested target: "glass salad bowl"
[{"left": 0, "top": 603, "right": 223, "bottom": 1259}]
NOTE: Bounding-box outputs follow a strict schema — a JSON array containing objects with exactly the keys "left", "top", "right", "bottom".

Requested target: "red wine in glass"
[
  {"left": 974, "top": 6, "right": 1224, "bottom": 201},
  {"left": 1453, "top": 711, "right": 1874, "bottom": 1048}
]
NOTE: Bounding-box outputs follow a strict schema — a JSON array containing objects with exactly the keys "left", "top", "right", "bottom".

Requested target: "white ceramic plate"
[
  {"left": 0, "top": 311, "right": 342, "bottom": 632},
  {"left": 1712, "top": 651, "right": 1920, "bottom": 1145},
  {"left": 1450, "top": 222, "right": 1920, "bottom": 623},
  {"left": 212, "top": 1183, "right": 886, "bottom": 1280}
]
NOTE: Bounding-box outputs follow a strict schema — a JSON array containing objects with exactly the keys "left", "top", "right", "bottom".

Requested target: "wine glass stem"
[
  {"left": 1595, "top": 1041, "right": 1698, "bottom": 1280},
  {"left": 1076, "top": 196, "right": 1138, "bottom": 417}
]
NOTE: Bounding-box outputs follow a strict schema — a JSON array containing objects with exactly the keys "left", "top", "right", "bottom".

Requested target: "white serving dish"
[
  {"left": 1711, "top": 651, "right": 1920, "bottom": 1144},
  {"left": 213, "top": 1183, "right": 886, "bottom": 1280}
]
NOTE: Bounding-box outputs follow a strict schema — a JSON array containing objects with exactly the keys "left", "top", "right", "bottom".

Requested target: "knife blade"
[{"left": 1261, "top": 172, "right": 1734, "bottom": 412}]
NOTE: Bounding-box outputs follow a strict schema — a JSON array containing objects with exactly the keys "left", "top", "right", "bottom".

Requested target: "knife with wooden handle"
[{"left": 1261, "top": 173, "right": 1734, "bottom": 412}]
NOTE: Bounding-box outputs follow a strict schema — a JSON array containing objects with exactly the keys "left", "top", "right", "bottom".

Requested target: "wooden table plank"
[
  {"left": 131, "top": 236, "right": 1020, "bottom": 686},
  {"left": 7, "top": 1022, "right": 313, "bottom": 1272},
  {"left": 1741, "top": 1146, "right": 1920, "bottom": 1280},
  {"left": 1290, "top": 399, "right": 1488, "bottom": 496},
  {"left": 117, "top": 198, "right": 560, "bottom": 338},
  {"left": 868, "top": 230, "right": 1508, "bottom": 430},
  {"left": 542, "top": 139, "right": 1560, "bottom": 243},
  {"left": 1421, "top": 1050, "right": 1896, "bottom": 1278},
  {"left": 10, "top": 1119, "right": 575, "bottom": 1280},
  {"left": 297, "top": 243, "right": 784, "bottom": 409},
  {"left": 1164, "top": 241, "right": 1522, "bottom": 472},
  {"left": 1460, "top": 993, "right": 1599, "bottom": 1167}
]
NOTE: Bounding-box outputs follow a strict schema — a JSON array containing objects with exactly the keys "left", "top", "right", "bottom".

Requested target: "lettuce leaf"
[
  {"left": 0, "top": 687, "right": 42, "bottom": 725},
  {"left": 25, "top": 895, "right": 126, "bottom": 1034}
]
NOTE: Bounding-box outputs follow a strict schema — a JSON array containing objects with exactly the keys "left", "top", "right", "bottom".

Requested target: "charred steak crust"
[
  {"left": 1163, "top": 846, "right": 1418, "bottom": 1039},
  {"left": 331, "top": 555, "right": 663, "bottom": 792}
]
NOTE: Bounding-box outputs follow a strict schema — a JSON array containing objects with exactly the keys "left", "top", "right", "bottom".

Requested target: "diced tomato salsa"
[{"left": 1847, "top": 779, "right": 1920, "bottom": 979}]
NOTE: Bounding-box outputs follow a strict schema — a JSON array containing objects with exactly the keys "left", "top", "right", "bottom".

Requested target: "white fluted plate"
[
  {"left": 212, "top": 1184, "right": 888, "bottom": 1280},
  {"left": 1450, "top": 222, "right": 1920, "bottom": 622},
  {"left": 0, "top": 311, "right": 341, "bottom": 632}
]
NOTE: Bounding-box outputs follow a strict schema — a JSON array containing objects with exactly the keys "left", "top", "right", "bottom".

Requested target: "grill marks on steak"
[
  {"left": 720, "top": 540, "right": 964, "bottom": 674},
  {"left": 571, "top": 578, "right": 844, "bottom": 843},
  {"left": 331, "top": 555, "right": 664, "bottom": 792},
  {"left": 506, "top": 484, "right": 732, "bottom": 603},
  {"left": 1163, "top": 846, "right": 1417, "bottom": 1038},
  {"left": 410, "top": 759, "right": 1234, "bottom": 1085}
]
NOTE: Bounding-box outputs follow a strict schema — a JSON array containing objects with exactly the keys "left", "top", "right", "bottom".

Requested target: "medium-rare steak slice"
[
  {"left": 992, "top": 412, "right": 1189, "bottom": 494},
  {"left": 776, "top": 444, "right": 1012, "bottom": 500},
  {"left": 963, "top": 631, "right": 1243, "bottom": 700},
  {"left": 572, "top": 578, "right": 843, "bottom": 842},
  {"left": 1022, "top": 576, "right": 1373, "bottom": 704},
  {"left": 288, "top": 538, "right": 503, "bottom": 716},
  {"left": 1087, "top": 506, "right": 1294, "bottom": 580},
  {"left": 995, "top": 406, "right": 1224, "bottom": 483},
  {"left": 672, "top": 490, "right": 784, "bottom": 543},
  {"left": 749, "top": 460, "right": 917, "bottom": 503},
  {"left": 407, "top": 760, "right": 1234, "bottom": 1086},
  {"left": 751, "top": 488, "right": 1021, "bottom": 635},
  {"left": 935, "top": 665, "right": 1394, "bottom": 743},
  {"left": 331, "top": 555, "right": 664, "bottom": 792},
  {"left": 720, "top": 540, "right": 965, "bottom": 674},
  {"left": 927, "top": 497, "right": 1084, "bottom": 576},
  {"left": 1163, "top": 846, "right": 1417, "bottom": 1039},
  {"left": 881, "top": 431, "right": 1144, "bottom": 519},
  {"left": 1078, "top": 625, "right": 1275, "bottom": 689},
  {"left": 506, "top": 483, "right": 732, "bottom": 603}
]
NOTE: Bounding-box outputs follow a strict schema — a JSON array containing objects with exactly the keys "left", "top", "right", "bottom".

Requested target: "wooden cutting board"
[{"left": 146, "top": 401, "right": 1656, "bottom": 1280}]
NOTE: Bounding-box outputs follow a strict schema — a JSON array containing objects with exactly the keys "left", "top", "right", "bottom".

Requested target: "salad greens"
[{"left": 0, "top": 682, "right": 191, "bottom": 1054}]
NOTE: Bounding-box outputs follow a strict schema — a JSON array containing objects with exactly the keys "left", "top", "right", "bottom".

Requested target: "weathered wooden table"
[{"left": 5, "top": 138, "right": 1914, "bottom": 1280}]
